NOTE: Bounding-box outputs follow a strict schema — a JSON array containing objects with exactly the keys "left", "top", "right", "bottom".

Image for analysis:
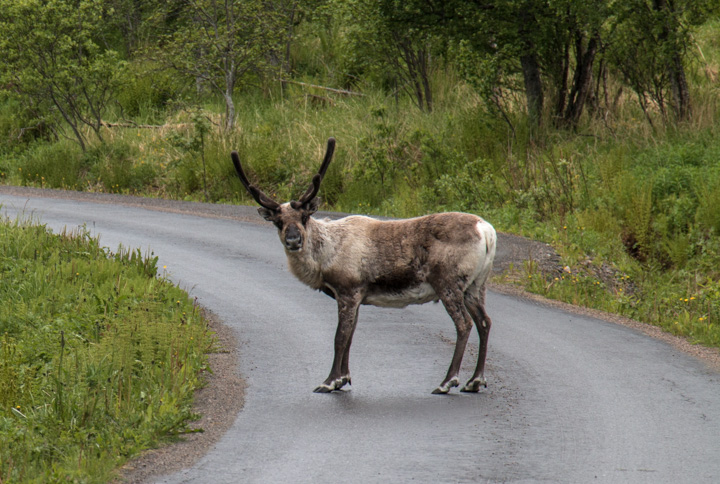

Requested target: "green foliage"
[
  {"left": 508, "top": 129, "right": 720, "bottom": 348},
  {"left": 333, "top": 0, "right": 436, "bottom": 111},
  {"left": 606, "top": 0, "right": 719, "bottom": 121},
  {"left": 165, "top": 110, "right": 213, "bottom": 200},
  {"left": 0, "top": 218, "right": 213, "bottom": 482},
  {"left": 18, "top": 142, "right": 88, "bottom": 189},
  {"left": 0, "top": 0, "right": 126, "bottom": 150},
  {"left": 153, "top": 0, "right": 286, "bottom": 130},
  {"left": 351, "top": 107, "right": 411, "bottom": 201},
  {"left": 116, "top": 61, "right": 185, "bottom": 120},
  {"left": 87, "top": 142, "right": 158, "bottom": 193},
  {"left": 10, "top": 140, "right": 158, "bottom": 193},
  {"left": 0, "top": 96, "right": 55, "bottom": 151},
  {"left": 695, "top": 170, "right": 720, "bottom": 234}
]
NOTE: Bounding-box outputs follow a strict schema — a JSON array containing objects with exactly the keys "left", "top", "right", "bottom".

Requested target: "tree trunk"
[
  {"left": 49, "top": 89, "right": 86, "bottom": 151},
  {"left": 224, "top": 90, "right": 236, "bottom": 131},
  {"left": 668, "top": 47, "right": 691, "bottom": 120},
  {"left": 396, "top": 36, "right": 433, "bottom": 112},
  {"left": 653, "top": 0, "right": 691, "bottom": 121},
  {"left": 224, "top": 69, "right": 236, "bottom": 131},
  {"left": 420, "top": 48, "right": 433, "bottom": 112},
  {"left": 562, "top": 33, "right": 599, "bottom": 127},
  {"left": 517, "top": 4, "right": 544, "bottom": 129},
  {"left": 521, "top": 52, "right": 543, "bottom": 128},
  {"left": 554, "top": 40, "right": 570, "bottom": 120},
  {"left": 283, "top": 1, "right": 299, "bottom": 74}
]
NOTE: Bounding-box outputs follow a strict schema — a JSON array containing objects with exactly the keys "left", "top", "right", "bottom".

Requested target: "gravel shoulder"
[{"left": 2, "top": 185, "right": 718, "bottom": 483}]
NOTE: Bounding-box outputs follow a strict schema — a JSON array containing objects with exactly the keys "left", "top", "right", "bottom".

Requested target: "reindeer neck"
[{"left": 285, "top": 217, "right": 329, "bottom": 289}]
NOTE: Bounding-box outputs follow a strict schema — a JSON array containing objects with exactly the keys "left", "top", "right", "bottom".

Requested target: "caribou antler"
[
  {"left": 292, "top": 137, "right": 336, "bottom": 209},
  {"left": 230, "top": 151, "right": 281, "bottom": 211}
]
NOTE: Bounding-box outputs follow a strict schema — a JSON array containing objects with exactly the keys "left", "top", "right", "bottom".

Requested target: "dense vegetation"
[
  {"left": 1, "top": 0, "right": 719, "bottom": 351},
  {"left": 0, "top": 218, "right": 214, "bottom": 482}
]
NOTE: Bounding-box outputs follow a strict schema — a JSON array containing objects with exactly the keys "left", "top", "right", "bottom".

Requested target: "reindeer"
[{"left": 231, "top": 138, "right": 497, "bottom": 394}]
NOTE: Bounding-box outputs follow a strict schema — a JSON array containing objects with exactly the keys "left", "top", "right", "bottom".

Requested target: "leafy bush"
[
  {"left": 695, "top": 170, "right": 720, "bottom": 234},
  {"left": 18, "top": 141, "right": 89, "bottom": 189},
  {"left": 116, "top": 62, "right": 185, "bottom": 121},
  {"left": 0, "top": 97, "right": 55, "bottom": 151},
  {"left": 87, "top": 141, "right": 158, "bottom": 193}
]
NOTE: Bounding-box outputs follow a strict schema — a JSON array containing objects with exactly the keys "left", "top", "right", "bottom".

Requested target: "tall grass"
[{"left": 0, "top": 217, "right": 214, "bottom": 483}]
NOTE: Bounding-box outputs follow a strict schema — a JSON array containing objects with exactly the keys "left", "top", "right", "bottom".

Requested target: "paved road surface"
[{"left": 1, "top": 191, "right": 719, "bottom": 483}]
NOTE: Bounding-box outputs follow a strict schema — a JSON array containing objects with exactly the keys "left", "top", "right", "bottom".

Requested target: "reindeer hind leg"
[
  {"left": 461, "top": 282, "right": 492, "bottom": 393},
  {"left": 432, "top": 288, "right": 474, "bottom": 395}
]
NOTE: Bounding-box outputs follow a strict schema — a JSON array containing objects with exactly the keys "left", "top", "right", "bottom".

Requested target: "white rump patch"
[{"left": 475, "top": 219, "right": 497, "bottom": 275}]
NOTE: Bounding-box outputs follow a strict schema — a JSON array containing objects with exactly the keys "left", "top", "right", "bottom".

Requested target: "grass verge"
[{"left": 0, "top": 216, "right": 214, "bottom": 483}]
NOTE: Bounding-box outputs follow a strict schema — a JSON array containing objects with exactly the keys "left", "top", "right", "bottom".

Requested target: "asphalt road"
[{"left": 1, "top": 191, "right": 719, "bottom": 483}]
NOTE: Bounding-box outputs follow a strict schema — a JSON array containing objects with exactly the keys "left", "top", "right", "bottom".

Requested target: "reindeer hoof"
[
  {"left": 313, "top": 384, "right": 335, "bottom": 393},
  {"left": 460, "top": 377, "right": 487, "bottom": 393},
  {"left": 336, "top": 375, "right": 351, "bottom": 390},
  {"left": 431, "top": 376, "right": 459, "bottom": 395},
  {"left": 313, "top": 375, "right": 351, "bottom": 393}
]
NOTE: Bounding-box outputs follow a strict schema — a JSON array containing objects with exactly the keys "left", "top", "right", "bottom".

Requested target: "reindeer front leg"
[{"left": 313, "top": 290, "right": 362, "bottom": 393}]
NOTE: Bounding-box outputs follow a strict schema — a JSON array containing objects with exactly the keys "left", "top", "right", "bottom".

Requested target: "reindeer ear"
[
  {"left": 305, "top": 197, "right": 321, "bottom": 214},
  {"left": 257, "top": 207, "right": 276, "bottom": 221}
]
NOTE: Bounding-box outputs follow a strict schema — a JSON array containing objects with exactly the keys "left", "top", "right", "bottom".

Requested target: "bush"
[
  {"left": 0, "top": 96, "right": 54, "bottom": 151},
  {"left": 19, "top": 141, "right": 88, "bottom": 189},
  {"left": 87, "top": 142, "right": 158, "bottom": 193},
  {"left": 695, "top": 169, "right": 720, "bottom": 234},
  {"left": 115, "top": 62, "right": 186, "bottom": 121}
]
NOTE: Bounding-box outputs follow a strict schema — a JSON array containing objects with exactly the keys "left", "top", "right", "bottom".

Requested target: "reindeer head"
[{"left": 231, "top": 138, "right": 336, "bottom": 252}]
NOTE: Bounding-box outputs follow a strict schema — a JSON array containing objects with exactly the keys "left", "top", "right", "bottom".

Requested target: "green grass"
[{"left": 0, "top": 217, "right": 214, "bottom": 483}]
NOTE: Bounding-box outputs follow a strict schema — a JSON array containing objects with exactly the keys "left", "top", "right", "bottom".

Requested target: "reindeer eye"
[
  {"left": 301, "top": 213, "right": 310, "bottom": 225},
  {"left": 273, "top": 220, "right": 284, "bottom": 230}
]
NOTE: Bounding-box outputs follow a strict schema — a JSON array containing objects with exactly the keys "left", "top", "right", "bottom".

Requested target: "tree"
[
  {"left": 389, "top": 0, "right": 609, "bottom": 129},
  {"left": 156, "top": 0, "right": 286, "bottom": 130},
  {"left": 0, "top": 0, "right": 124, "bottom": 151},
  {"left": 336, "top": 0, "right": 436, "bottom": 112},
  {"left": 103, "top": 0, "right": 171, "bottom": 55},
  {"left": 606, "top": 0, "right": 717, "bottom": 123},
  {"left": 534, "top": 0, "right": 608, "bottom": 128},
  {"left": 380, "top": 0, "right": 552, "bottom": 126}
]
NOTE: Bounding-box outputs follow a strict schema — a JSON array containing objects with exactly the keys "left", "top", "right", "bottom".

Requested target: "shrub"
[
  {"left": 87, "top": 142, "right": 158, "bottom": 193},
  {"left": 19, "top": 141, "right": 88, "bottom": 189},
  {"left": 116, "top": 62, "right": 185, "bottom": 121},
  {"left": 695, "top": 169, "right": 720, "bottom": 234}
]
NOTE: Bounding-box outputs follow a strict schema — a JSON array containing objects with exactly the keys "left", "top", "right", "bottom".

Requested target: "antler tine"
[
  {"left": 296, "top": 137, "right": 336, "bottom": 207},
  {"left": 230, "top": 151, "right": 252, "bottom": 189},
  {"left": 230, "top": 151, "right": 280, "bottom": 210},
  {"left": 317, "top": 137, "right": 336, "bottom": 179}
]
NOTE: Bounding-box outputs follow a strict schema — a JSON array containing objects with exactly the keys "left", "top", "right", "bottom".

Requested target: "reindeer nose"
[
  {"left": 285, "top": 227, "right": 303, "bottom": 251},
  {"left": 285, "top": 234, "right": 302, "bottom": 250}
]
